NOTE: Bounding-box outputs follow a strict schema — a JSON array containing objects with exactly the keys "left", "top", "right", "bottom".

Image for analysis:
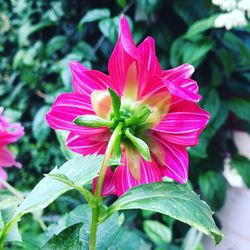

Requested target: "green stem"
[
  {"left": 0, "top": 215, "right": 22, "bottom": 249},
  {"left": 89, "top": 124, "right": 122, "bottom": 250},
  {"left": 0, "top": 177, "right": 23, "bottom": 201}
]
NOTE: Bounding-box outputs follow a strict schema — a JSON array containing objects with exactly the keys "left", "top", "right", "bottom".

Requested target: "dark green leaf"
[
  {"left": 231, "top": 156, "right": 250, "bottom": 187},
  {"left": 228, "top": 98, "right": 250, "bottom": 123},
  {"left": 199, "top": 171, "right": 226, "bottom": 211}
]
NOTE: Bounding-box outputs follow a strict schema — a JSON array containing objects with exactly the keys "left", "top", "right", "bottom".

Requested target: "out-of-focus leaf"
[
  {"left": 98, "top": 15, "right": 133, "bottom": 44},
  {"left": 47, "top": 36, "right": 67, "bottom": 56},
  {"left": 32, "top": 106, "right": 50, "bottom": 144},
  {"left": 184, "top": 15, "right": 218, "bottom": 39},
  {"left": 231, "top": 156, "right": 250, "bottom": 187},
  {"left": 143, "top": 220, "right": 172, "bottom": 245},
  {"left": 170, "top": 37, "right": 214, "bottom": 67},
  {"left": 78, "top": 8, "right": 110, "bottom": 30},
  {"left": 201, "top": 89, "right": 220, "bottom": 122},
  {"left": 228, "top": 98, "right": 250, "bottom": 123},
  {"left": 182, "top": 228, "right": 203, "bottom": 250},
  {"left": 108, "top": 182, "right": 223, "bottom": 244},
  {"left": 137, "top": 0, "right": 162, "bottom": 15},
  {"left": 199, "top": 171, "right": 226, "bottom": 211}
]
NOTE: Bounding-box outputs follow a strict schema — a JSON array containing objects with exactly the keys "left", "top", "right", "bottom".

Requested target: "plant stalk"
[{"left": 89, "top": 124, "right": 122, "bottom": 250}]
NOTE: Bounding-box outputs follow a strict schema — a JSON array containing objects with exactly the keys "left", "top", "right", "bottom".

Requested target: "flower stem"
[
  {"left": 89, "top": 124, "right": 122, "bottom": 250},
  {"left": 0, "top": 177, "right": 23, "bottom": 201}
]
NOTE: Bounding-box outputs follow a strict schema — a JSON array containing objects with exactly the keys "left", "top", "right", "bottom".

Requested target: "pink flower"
[
  {"left": 0, "top": 107, "right": 24, "bottom": 187},
  {"left": 46, "top": 15, "right": 210, "bottom": 196}
]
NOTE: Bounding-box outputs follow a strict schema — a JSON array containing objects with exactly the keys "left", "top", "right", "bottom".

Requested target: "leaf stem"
[{"left": 89, "top": 124, "right": 122, "bottom": 250}]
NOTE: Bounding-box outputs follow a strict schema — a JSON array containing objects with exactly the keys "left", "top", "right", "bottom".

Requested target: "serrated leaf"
[
  {"left": 108, "top": 182, "right": 223, "bottom": 244},
  {"left": 41, "top": 224, "right": 83, "bottom": 250},
  {"left": 14, "top": 155, "right": 103, "bottom": 216}
]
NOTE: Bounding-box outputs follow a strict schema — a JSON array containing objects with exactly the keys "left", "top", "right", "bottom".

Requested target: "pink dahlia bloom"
[
  {"left": 0, "top": 107, "right": 24, "bottom": 187},
  {"left": 46, "top": 16, "right": 210, "bottom": 197}
]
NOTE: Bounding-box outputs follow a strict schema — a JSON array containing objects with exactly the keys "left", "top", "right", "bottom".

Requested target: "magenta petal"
[
  {"left": 162, "top": 64, "right": 194, "bottom": 82},
  {"left": 108, "top": 16, "right": 137, "bottom": 95},
  {"left": 0, "top": 116, "right": 24, "bottom": 147},
  {"left": 151, "top": 136, "right": 188, "bottom": 183},
  {"left": 114, "top": 157, "right": 162, "bottom": 197},
  {"left": 0, "top": 147, "right": 21, "bottom": 168},
  {"left": 138, "top": 37, "right": 161, "bottom": 76},
  {"left": 92, "top": 167, "right": 116, "bottom": 196},
  {"left": 46, "top": 92, "right": 95, "bottom": 134},
  {"left": 66, "top": 130, "right": 110, "bottom": 155},
  {"left": 153, "top": 102, "right": 210, "bottom": 146},
  {"left": 163, "top": 78, "right": 201, "bottom": 102},
  {"left": 70, "top": 61, "right": 111, "bottom": 96}
]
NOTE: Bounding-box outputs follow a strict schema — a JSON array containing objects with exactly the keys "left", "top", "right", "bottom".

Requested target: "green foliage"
[
  {"left": 199, "top": 171, "right": 226, "bottom": 211},
  {"left": 109, "top": 182, "right": 223, "bottom": 244},
  {"left": 1, "top": 0, "right": 250, "bottom": 248},
  {"left": 231, "top": 156, "right": 250, "bottom": 188}
]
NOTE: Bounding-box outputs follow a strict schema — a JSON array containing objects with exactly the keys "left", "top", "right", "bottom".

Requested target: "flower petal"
[
  {"left": 0, "top": 147, "right": 21, "bottom": 168},
  {"left": 46, "top": 92, "right": 95, "bottom": 134},
  {"left": 108, "top": 16, "right": 137, "bottom": 95},
  {"left": 153, "top": 101, "right": 210, "bottom": 146},
  {"left": 70, "top": 61, "right": 111, "bottom": 97},
  {"left": 92, "top": 167, "right": 116, "bottom": 196},
  {"left": 150, "top": 136, "right": 188, "bottom": 183},
  {"left": 66, "top": 129, "right": 110, "bottom": 155},
  {"left": 114, "top": 155, "right": 162, "bottom": 197},
  {"left": 0, "top": 116, "right": 24, "bottom": 147}
]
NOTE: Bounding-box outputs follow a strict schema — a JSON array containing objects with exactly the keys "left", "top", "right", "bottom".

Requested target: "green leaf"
[
  {"left": 137, "top": 0, "right": 161, "bottom": 15},
  {"left": 32, "top": 106, "right": 50, "bottom": 144},
  {"left": 41, "top": 224, "right": 83, "bottom": 250},
  {"left": 143, "top": 220, "right": 172, "bottom": 245},
  {"left": 108, "top": 87, "right": 121, "bottom": 119},
  {"left": 231, "top": 156, "right": 250, "bottom": 187},
  {"left": 228, "top": 98, "right": 250, "bottom": 123},
  {"left": 74, "top": 115, "right": 112, "bottom": 128},
  {"left": 201, "top": 89, "right": 220, "bottom": 122},
  {"left": 42, "top": 205, "right": 123, "bottom": 250},
  {"left": 78, "top": 8, "right": 110, "bottom": 30},
  {"left": 0, "top": 194, "right": 20, "bottom": 210},
  {"left": 56, "top": 131, "right": 79, "bottom": 160},
  {"left": 47, "top": 36, "right": 67, "bottom": 55},
  {"left": 170, "top": 37, "right": 214, "bottom": 67},
  {"left": 184, "top": 15, "right": 218, "bottom": 39},
  {"left": 199, "top": 171, "right": 226, "bottom": 211},
  {"left": 108, "top": 182, "right": 223, "bottom": 244},
  {"left": 125, "top": 129, "right": 151, "bottom": 162},
  {"left": 14, "top": 155, "right": 103, "bottom": 216},
  {"left": 98, "top": 15, "right": 133, "bottom": 44},
  {"left": 182, "top": 228, "right": 203, "bottom": 250}
]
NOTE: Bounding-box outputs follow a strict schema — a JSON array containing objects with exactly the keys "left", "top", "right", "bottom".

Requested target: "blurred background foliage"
[{"left": 1, "top": 0, "right": 250, "bottom": 249}]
